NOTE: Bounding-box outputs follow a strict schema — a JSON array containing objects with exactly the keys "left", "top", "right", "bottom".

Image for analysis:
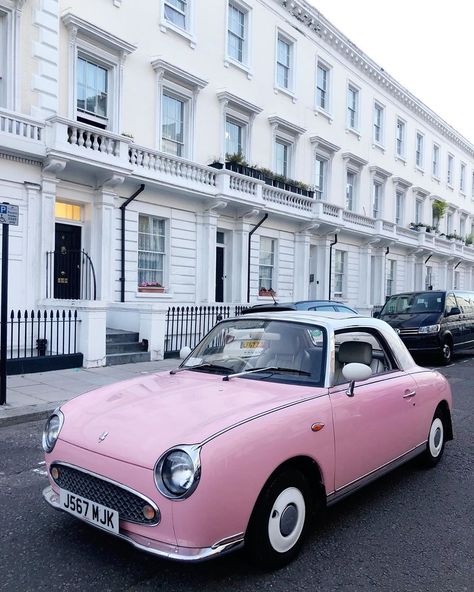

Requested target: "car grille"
[
  {"left": 51, "top": 463, "right": 160, "bottom": 525},
  {"left": 398, "top": 329, "right": 419, "bottom": 336}
]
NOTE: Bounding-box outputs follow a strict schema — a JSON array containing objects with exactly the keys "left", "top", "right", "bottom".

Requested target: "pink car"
[{"left": 42, "top": 312, "right": 453, "bottom": 569}]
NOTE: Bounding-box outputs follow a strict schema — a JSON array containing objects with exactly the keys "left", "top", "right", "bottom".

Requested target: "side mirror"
[
  {"left": 179, "top": 346, "right": 192, "bottom": 360},
  {"left": 446, "top": 306, "right": 461, "bottom": 316},
  {"left": 372, "top": 311, "right": 380, "bottom": 318},
  {"left": 342, "top": 362, "right": 372, "bottom": 397}
]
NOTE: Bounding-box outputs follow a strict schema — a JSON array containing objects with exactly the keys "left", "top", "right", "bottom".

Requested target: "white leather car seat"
[{"left": 334, "top": 341, "right": 384, "bottom": 385}]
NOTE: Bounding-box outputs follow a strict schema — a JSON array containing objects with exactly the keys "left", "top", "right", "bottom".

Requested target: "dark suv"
[
  {"left": 376, "top": 290, "right": 474, "bottom": 364},
  {"left": 242, "top": 300, "right": 359, "bottom": 314}
]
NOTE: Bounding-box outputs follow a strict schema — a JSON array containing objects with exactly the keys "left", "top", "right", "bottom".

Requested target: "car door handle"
[{"left": 403, "top": 390, "right": 417, "bottom": 399}]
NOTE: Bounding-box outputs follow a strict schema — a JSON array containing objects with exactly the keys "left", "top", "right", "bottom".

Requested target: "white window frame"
[
  {"left": 446, "top": 212, "right": 453, "bottom": 235},
  {"left": 160, "top": 0, "right": 196, "bottom": 47},
  {"left": 161, "top": 89, "right": 187, "bottom": 158},
  {"left": 415, "top": 198, "right": 423, "bottom": 224},
  {"left": 75, "top": 54, "right": 110, "bottom": 128},
  {"left": 447, "top": 153, "right": 454, "bottom": 187},
  {"left": 219, "top": 91, "right": 262, "bottom": 162},
  {"left": 346, "top": 170, "right": 356, "bottom": 211},
  {"left": 226, "top": 114, "right": 247, "bottom": 158},
  {"left": 373, "top": 101, "right": 384, "bottom": 147},
  {"left": 311, "top": 136, "right": 340, "bottom": 202},
  {"left": 275, "top": 29, "right": 295, "bottom": 95},
  {"left": 342, "top": 152, "right": 368, "bottom": 212},
  {"left": 274, "top": 136, "right": 291, "bottom": 178},
  {"left": 386, "top": 260, "right": 396, "bottom": 297},
  {"left": 395, "top": 118, "right": 406, "bottom": 159},
  {"left": 432, "top": 143, "right": 440, "bottom": 178},
  {"left": 395, "top": 189, "right": 404, "bottom": 225},
  {"left": 153, "top": 59, "right": 207, "bottom": 160},
  {"left": 415, "top": 132, "right": 424, "bottom": 169},
  {"left": 62, "top": 13, "right": 137, "bottom": 133},
  {"left": 316, "top": 59, "right": 331, "bottom": 115},
  {"left": 334, "top": 250, "right": 345, "bottom": 298},
  {"left": 225, "top": 0, "right": 252, "bottom": 76},
  {"left": 0, "top": 2, "right": 20, "bottom": 110},
  {"left": 137, "top": 214, "right": 167, "bottom": 289},
  {"left": 372, "top": 181, "right": 382, "bottom": 219},
  {"left": 259, "top": 237, "right": 276, "bottom": 294},
  {"left": 472, "top": 171, "right": 474, "bottom": 200},
  {"left": 460, "top": 162, "right": 466, "bottom": 193},
  {"left": 314, "top": 156, "right": 328, "bottom": 200},
  {"left": 346, "top": 83, "right": 360, "bottom": 132}
]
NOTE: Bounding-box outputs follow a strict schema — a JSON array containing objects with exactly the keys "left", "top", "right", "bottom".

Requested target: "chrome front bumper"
[{"left": 43, "top": 486, "right": 244, "bottom": 562}]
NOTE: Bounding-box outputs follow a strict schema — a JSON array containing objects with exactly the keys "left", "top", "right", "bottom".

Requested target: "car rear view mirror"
[
  {"left": 446, "top": 307, "right": 461, "bottom": 316},
  {"left": 179, "top": 346, "right": 192, "bottom": 359},
  {"left": 342, "top": 362, "right": 372, "bottom": 397}
]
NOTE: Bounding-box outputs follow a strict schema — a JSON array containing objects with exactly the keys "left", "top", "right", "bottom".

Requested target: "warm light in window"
[{"left": 55, "top": 202, "right": 81, "bottom": 221}]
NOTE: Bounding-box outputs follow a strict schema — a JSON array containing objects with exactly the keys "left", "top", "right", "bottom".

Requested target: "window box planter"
[
  {"left": 259, "top": 288, "right": 276, "bottom": 297},
  {"left": 138, "top": 286, "right": 165, "bottom": 293}
]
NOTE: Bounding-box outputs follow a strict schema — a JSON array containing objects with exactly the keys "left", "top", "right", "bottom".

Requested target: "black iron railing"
[
  {"left": 46, "top": 249, "right": 97, "bottom": 300},
  {"left": 164, "top": 305, "right": 247, "bottom": 358},
  {"left": 7, "top": 309, "right": 79, "bottom": 359}
]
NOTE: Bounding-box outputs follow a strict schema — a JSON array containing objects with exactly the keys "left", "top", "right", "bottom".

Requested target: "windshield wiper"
[
  {"left": 223, "top": 366, "right": 311, "bottom": 381},
  {"left": 170, "top": 363, "right": 232, "bottom": 375}
]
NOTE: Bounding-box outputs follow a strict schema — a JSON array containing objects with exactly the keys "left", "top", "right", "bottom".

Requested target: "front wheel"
[
  {"left": 438, "top": 338, "right": 453, "bottom": 365},
  {"left": 420, "top": 411, "right": 445, "bottom": 468},
  {"left": 245, "top": 469, "right": 310, "bottom": 569}
]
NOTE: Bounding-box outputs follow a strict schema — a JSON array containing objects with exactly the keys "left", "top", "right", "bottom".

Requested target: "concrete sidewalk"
[{"left": 0, "top": 358, "right": 179, "bottom": 427}]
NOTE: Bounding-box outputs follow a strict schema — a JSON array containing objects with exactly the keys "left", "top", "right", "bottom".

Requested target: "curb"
[{"left": 0, "top": 401, "right": 63, "bottom": 428}]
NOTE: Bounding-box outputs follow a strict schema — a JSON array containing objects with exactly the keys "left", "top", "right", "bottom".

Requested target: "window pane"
[
  {"left": 76, "top": 57, "right": 108, "bottom": 119},
  {"left": 162, "top": 94, "right": 184, "bottom": 156},
  {"left": 164, "top": 0, "right": 186, "bottom": 28},
  {"left": 275, "top": 140, "right": 288, "bottom": 177},
  {"left": 225, "top": 119, "right": 243, "bottom": 156},
  {"left": 138, "top": 214, "right": 166, "bottom": 286}
]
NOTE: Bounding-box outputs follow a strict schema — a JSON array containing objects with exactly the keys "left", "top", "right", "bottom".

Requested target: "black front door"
[
  {"left": 215, "top": 245, "right": 224, "bottom": 302},
  {"left": 54, "top": 224, "right": 81, "bottom": 299}
]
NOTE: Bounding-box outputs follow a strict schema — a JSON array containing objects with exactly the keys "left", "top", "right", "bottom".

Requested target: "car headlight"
[
  {"left": 42, "top": 409, "right": 64, "bottom": 453},
  {"left": 154, "top": 446, "right": 201, "bottom": 499},
  {"left": 418, "top": 324, "right": 440, "bottom": 334}
]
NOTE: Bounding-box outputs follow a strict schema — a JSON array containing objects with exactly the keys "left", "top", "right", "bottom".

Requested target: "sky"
[{"left": 307, "top": 0, "right": 474, "bottom": 144}]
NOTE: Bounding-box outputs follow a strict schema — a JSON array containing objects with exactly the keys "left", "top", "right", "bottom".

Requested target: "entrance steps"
[{"left": 105, "top": 329, "right": 151, "bottom": 366}]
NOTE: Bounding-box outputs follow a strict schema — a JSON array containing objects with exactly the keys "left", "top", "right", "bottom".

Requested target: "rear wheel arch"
[{"left": 435, "top": 400, "right": 453, "bottom": 441}]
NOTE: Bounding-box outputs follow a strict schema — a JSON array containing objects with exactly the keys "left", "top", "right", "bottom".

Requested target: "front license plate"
[{"left": 59, "top": 489, "right": 119, "bottom": 534}]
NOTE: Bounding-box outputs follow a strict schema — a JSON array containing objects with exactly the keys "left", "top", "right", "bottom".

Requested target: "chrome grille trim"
[{"left": 50, "top": 462, "right": 160, "bottom": 526}]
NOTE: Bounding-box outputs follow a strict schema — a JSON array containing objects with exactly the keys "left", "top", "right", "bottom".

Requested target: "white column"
[
  {"left": 24, "top": 182, "right": 42, "bottom": 305},
  {"left": 405, "top": 254, "right": 416, "bottom": 292},
  {"left": 93, "top": 176, "right": 124, "bottom": 301},
  {"left": 195, "top": 211, "right": 219, "bottom": 303},
  {"left": 372, "top": 247, "right": 386, "bottom": 306},
  {"left": 293, "top": 232, "right": 311, "bottom": 300},
  {"left": 414, "top": 254, "right": 425, "bottom": 291},
  {"left": 232, "top": 220, "right": 250, "bottom": 303},
  {"left": 359, "top": 244, "right": 373, "bottom": 311},
  {"left": 313, "top": 235, "right": 332, "bottom": 300}
]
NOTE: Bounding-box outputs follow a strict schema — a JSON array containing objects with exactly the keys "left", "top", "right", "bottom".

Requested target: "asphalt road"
[{"left": 1, "top": 356, "right": 473, "bottom": 592}]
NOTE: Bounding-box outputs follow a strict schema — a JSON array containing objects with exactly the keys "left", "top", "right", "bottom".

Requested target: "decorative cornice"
[
  {"left": 310, "top": 135, "right": 340, "bottom": 154},
  {"left": 341, "top": 151, "right": 368, "bottom": 168},
  {"left": 268, "top": 115, "right": 306, "bottom": 136},
  {"left": 62, "top": 13, "right": 137, "bottom": 55},
  {"left": 0, "top": 152, "right": 42, "bottom": 166},
  {"left": 280, "top": 0, "right": 474, "bottom": 157},
  {"left": 217, "top": 91, "right": 263, "bottom": 115},
  {"left": 392, "top": 176, "right": 413, "bottom": 189},
  {"left": 412, "top": 186, "right": 430, "bottom": 197},
  {"left": 369, "top": 165, "right": 392, "bottom": 180},
  {"left": 151, "top": 58, "right": 208, "bottom": 90}
]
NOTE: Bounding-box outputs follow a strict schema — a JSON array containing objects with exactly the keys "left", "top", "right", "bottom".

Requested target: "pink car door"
[{"left": 329, "top": 329, "right": 421, "bottom": 492}]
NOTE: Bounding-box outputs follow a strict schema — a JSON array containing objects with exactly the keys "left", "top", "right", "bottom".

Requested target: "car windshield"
[
  {"left": 381, "top": 292, "right": 445, "bottom": 314},
  {"left": 180, "top": 318, "right": 326, "bottom": 386}
]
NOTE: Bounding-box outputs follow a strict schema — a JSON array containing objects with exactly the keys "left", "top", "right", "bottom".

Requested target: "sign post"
[{"left": 0, "top": 203, "right": 19, "bottom": 405}]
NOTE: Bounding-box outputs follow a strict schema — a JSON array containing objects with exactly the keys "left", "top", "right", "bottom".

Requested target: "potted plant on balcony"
[
  {"left": 432, "top": 199, "right": 447, "bottom": 229},
  {"left": 138, "top": 281, "right": 165, "bottom": 293}
]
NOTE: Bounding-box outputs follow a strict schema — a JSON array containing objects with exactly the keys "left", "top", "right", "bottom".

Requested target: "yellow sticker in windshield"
[{"left": 241, "top": 340, "right": 263, "bottom": 349}]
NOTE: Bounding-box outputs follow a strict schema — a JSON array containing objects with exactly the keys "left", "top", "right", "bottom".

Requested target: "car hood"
[
  {"left": 380, "top": 312, "right": 441, "bottom": 329},
  {"left": 58, "top": 370, "right": 317, "bottom": 468}
]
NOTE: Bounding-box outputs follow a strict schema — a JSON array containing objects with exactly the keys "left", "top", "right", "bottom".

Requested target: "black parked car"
[
  {"left": 242, "top": 300, "right": 359, "bottom": 314},
  {"left": 375, "top": 290, "right": 474, "bottom": 364}
]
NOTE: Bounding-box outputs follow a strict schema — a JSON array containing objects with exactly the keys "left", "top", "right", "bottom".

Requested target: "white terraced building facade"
[{"left": 1, "top": 0, "right": 474, "bottom": 366}]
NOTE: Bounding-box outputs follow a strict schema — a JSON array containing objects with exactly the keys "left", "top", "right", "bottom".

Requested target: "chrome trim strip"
[
  {"left": 50, "top": 461, "right": 160, "bottom": 526},
  {"left": 326, "top": 443, "right": 426, "bottom": 506},
  {"left": 43, "top": 486, "right": 244, "bottom": 562}
]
